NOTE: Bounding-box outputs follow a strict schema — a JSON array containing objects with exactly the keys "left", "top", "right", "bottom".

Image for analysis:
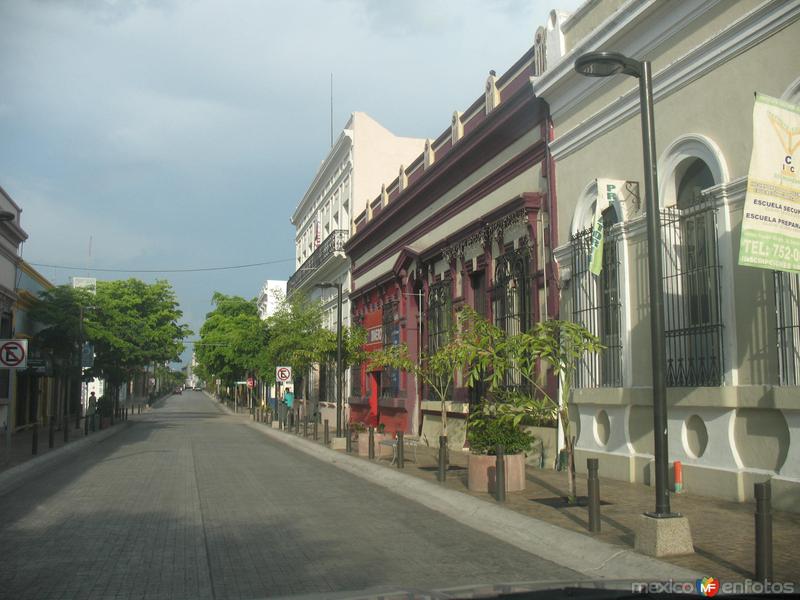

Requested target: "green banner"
[{"left": 738, "top": 93, "right": 800, "bottom": 273}]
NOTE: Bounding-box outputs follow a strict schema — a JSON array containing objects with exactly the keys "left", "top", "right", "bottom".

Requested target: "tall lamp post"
[
  {"left": 316, "top": 282, "right": 343, "bottom": 437},
  {"left": 574, "top": 52, "right": 675, "bottom": 519}
]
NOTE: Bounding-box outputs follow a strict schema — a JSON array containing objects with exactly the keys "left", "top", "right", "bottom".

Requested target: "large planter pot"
[
  {"left": 467, "top": 452, "right": 526, "bottom": 493},
  {"left": 357, "top": 432, "right": 389, "bottom": 457}
]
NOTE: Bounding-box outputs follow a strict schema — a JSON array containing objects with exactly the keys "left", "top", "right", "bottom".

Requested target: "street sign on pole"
[
  {"left": 276, "top": 366, "right": 292, "bottom": 383},
  {"left": 0, "top": 340, "right": 27, "bottom": 369},
  {"left": 247, "top": 377, "right": 254, "bottom": 389}
]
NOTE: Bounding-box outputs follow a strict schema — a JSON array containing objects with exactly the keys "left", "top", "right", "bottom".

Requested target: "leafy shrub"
[{"left": 468, "top": 405, "right": 534, "bottom": 455}]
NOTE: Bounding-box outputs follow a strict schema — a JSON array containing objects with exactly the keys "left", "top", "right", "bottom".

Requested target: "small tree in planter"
[
  {"left": 461, "top": 307, "right": 601, "bottom": 504},
  {"left": 367, "top": 336, "right": 470, "bottom": 446},
  {"left": 466, "top": 401, "right": 534, "bottom": 492}
]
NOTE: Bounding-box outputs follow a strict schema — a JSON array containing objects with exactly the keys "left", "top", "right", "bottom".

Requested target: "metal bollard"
[
  {"left": 64, "top": 416, "right": 69, "bottom": 442},
  {"left": 84, "top": 413, "right": 89, "bottom": 436},
  {"left": 368, "top": 427, "right": 375, "bottom": 459},
  {"left": 437, "top": 436, "right": 448, "bottom": 482},
  {"left": 313, "top": 420, "right": 318, "bottom": 441},
  {"left": 345, "top": 427, "right": 352, "bottom": 453},
  {"left": 324, "top": 420, "right": 330, "bottom": 446},
  {"left": 495, "top": 444, "right": 506, "bottom": 502},
  {"left": 397, "top": 431, "right": 404, "bottom": 469},
  {"left": 32, "top": 421, "right": 39, "bottom": 455},
  {"left": 50, "top": 416, "right": 56, "bottom": 448},
  {"left": 303, "top": 417, "right": 308, "bottom": 438},
  {"left": 755, "top": 481, "right": 773, "bottom": 581},
  {"left": 587, "top": 458, "right": 601, "bottom": 532},
  {"left": 76, "top": 407, "right": 81, "bottom": 430}
]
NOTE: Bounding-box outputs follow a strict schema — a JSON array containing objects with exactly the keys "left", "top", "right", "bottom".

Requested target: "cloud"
[{"left": 6, "top": 175, "right": 157, "bottom": 267}]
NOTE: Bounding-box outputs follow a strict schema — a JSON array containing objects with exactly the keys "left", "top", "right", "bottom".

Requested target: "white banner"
[
  {"left": 738, "top": 93, "right": 800, "bottom": 272},
  {"left": 589, "top": 179, "right": 625, "bottom": 275}
]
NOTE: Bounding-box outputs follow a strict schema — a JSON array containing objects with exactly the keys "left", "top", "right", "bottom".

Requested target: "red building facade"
[{"left": 346, "top": 48, "right": 559, "bottom": 446}]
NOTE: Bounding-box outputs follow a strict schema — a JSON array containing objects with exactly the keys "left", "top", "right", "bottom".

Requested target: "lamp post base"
[{"left": 635, "top": 513, "right": 694, "bottom": 557}]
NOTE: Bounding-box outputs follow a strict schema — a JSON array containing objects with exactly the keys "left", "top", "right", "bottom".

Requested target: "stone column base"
[{"left": 634, "top": 514, "right": 694, "bottom": 557}]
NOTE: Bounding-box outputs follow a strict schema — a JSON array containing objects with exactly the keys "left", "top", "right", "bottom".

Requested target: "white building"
[
  {"left": 288, "top": 112, "right": 425, "bottom": 409},
  {"left": 257, "top": 280, "right": 286, "bottom": 320},
  {"left": 0, "top": 185, "right": 27, "bottom": 443}
]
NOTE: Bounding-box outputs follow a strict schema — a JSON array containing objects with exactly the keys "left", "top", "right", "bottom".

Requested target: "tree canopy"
[
  {"left": 30, "top": 279, "right": 190, "bottom": 387},
  {"left": 194, "top": 292, "right": 268, "bottom": 387}
]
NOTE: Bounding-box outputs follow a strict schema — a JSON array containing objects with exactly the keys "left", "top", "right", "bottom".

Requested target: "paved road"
[{"left": 0, "top": 392, "right": 580, "bottom": 600}]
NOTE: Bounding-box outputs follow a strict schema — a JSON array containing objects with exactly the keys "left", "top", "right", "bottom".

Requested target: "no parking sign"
[
  {"left": 0, "top": 340, "right": 27, "bottom": 369},
  {"left": 276, "top": 366, "right": 292, "bottom": 383}
]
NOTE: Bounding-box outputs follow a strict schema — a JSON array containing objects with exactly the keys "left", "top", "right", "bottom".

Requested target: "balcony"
[{"left": 287, "top": 229, "right": 349, "bottom": 295}]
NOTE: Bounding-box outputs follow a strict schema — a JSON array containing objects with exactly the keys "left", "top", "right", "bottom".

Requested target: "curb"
[
  {"left": 0, "top": 421, "right": 134, "bottom": 496},
  {"left": 245, "top": 419, "right": 702, "bottom": 582}
]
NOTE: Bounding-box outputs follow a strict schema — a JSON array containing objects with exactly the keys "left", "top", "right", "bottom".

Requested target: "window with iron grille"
[
  {"left": 427, "top": 279, "right": 452, "bottom": 400},
  {"left": 661, "top": 162, "right": 724, "bottom": 387},
  {"left": 774, "top": 270, "right": 800, "bottom": 385},
  {"left": 381, "top": 301, "right": 400, "bottom": 397},
  {"left": 469, "top": 271, "right": 487, "bottom": 405},
  {"left": 350, "top": 365, "right": 362, "bottom": 397},
  {"left": 493, "top": 246, "right": 531, "bottom": 390},
  {"left": 571, "top": 210, "right": 622, "bottom": 388}
]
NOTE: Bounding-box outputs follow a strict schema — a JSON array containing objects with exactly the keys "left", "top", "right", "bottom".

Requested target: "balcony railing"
[{"left": 287, "top": 229, "right": 349, "bottom": 295}]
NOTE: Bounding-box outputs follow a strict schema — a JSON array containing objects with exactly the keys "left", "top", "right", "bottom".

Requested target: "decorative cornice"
[
  {"left": 347, "top": 88, "right": 546, "bottom": 259},
  {"left": 547, "top": 0, "right": 799, "bottom": 161},
  {"left": 291, "top": 129, "right": 353, "bottom": 224}
]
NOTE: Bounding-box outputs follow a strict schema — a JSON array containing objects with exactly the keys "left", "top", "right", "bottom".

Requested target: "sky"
[{"left": 1, "top": 0, "right": 581, "bottom": 365}]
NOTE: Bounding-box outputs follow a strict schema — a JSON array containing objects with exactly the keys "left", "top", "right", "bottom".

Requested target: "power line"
[{"left": 28, "top": 257, "right": 294, "bottom": 274}]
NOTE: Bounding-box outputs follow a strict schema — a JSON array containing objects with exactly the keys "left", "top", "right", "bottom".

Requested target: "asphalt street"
[{"left": 0, "top": 391, "right": 581, "bottom": 600}]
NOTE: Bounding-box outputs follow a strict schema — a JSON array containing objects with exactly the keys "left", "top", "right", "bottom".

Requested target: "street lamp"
[
  {"left": 574, "top": 52, "right": 675, "bottom": 519},
  {"left": 316, "top": 282, "right": 343, "bottom": 437}
]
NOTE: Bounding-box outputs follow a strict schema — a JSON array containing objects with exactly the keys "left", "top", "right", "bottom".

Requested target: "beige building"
[
  {"left": 532, "top": 0, "right": 800, "bottom": 510},
  {"left": 287, "top": 112, "right": 424, "bottom": 412}
]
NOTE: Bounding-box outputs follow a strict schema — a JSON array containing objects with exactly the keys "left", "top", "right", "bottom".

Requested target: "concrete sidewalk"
[
  {"left": 228, "top": 401, "right": 798, "bottom": 584},
  {"left": 0, "top": 403, "right": 149, "bottom": 481}
]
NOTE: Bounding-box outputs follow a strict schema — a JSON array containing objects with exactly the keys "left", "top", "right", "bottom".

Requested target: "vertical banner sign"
[
  {"left": 739, "top": 94, "right": 800, "bottom": 272},
  {"left": 589, "top": 179, "right": 625, "bottom": 275}
]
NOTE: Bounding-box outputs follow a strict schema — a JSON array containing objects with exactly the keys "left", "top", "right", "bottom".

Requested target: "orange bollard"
[{"left": 674, "top": 460, "right": 683, "bottom": 493}]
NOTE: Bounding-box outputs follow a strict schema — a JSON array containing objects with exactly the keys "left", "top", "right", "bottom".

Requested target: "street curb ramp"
[
  {"left": 0, "top": 422, "right": 133, "bottom": 496},
  {"left": 246, "top": 419, "right": 702, "bottom": 583}
]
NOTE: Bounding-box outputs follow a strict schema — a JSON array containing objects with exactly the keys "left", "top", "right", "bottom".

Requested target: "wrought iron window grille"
[
  {"left": 774, "top": 270, "right": 800, "bottom": 386},
  {"left": 493, "top": 246, "right": 532, "bottom": 392},
  {"left": 661, "top": 191, "right": 724, "bottom": 387},
  {"left": 570, "top": 217, "right": 623, "bottom": 388}
]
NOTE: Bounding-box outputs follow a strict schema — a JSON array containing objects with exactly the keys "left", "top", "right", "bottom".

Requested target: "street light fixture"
[
  {"left": 316, "top": 282, "right": 343, "bottom": 437},
  {"left": 574, "top": 52, "right": 676, "bottom": 519}
]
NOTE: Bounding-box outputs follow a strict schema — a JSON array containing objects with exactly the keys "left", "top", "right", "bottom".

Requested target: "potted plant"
[{"left": 466, "top": 401, "right": 534, "bottom": 492}]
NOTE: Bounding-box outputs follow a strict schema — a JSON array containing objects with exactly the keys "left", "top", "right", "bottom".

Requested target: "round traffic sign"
[
  {"left": 0, "top": 341, "right": 26, "bottom": 367},
  {"left": 276, "top": 366, "right": 292, "bottom": 382}
]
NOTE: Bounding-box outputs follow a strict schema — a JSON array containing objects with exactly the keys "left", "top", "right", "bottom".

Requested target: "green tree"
[
  {"left": 263, "top": 293, "right": 325, "bottom": 400},
  {"left": 368, "top": 335, "right": 471, "bottom": 440},
  {"left": 194, "top": 293, "right": 268, "bottom": 389},
  {"left": 465, "top": 309, "right": 601, "bottom": 503},
  {"left": 87, "top": 279, "right": 190, "bottom": 406}
]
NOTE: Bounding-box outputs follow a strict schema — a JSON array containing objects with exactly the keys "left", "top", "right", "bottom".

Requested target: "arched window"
[
  {"left": 571, "top": 203, "right": 622, "bottom": 388},
  {"left": 493, "top": 246, "right": 532, "bottom": 391},
  {"left": 661, "top": 157, "right": 723, "bottom": 387}
]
